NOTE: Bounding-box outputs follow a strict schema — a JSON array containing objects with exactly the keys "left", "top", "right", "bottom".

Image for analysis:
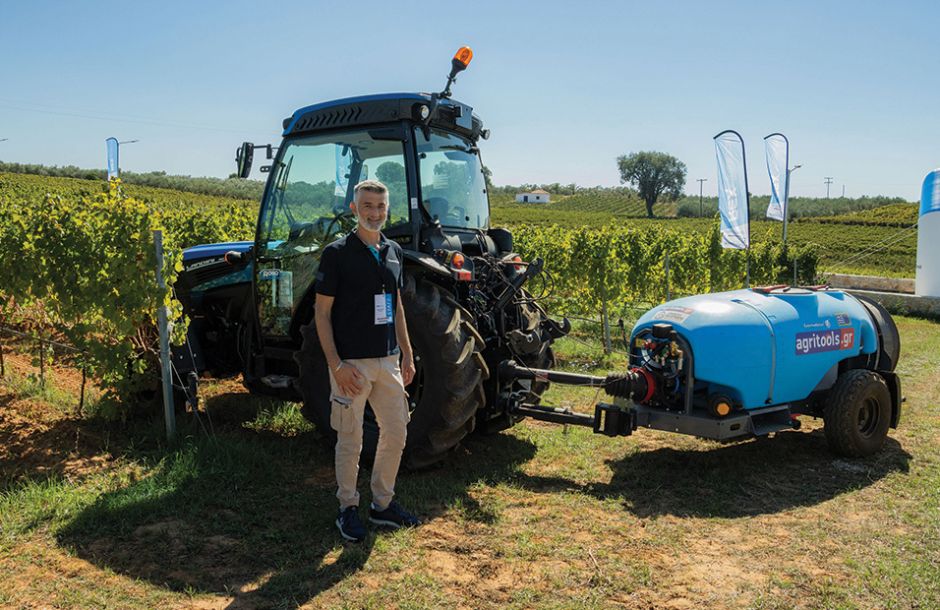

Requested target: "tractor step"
[{"left": 260, "top": 374, "right": 294, "bottom": 389}]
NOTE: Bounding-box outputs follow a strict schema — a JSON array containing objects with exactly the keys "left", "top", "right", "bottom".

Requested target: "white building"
[{"left": 515, "top": 189, "right": 550, "bottom": 203}]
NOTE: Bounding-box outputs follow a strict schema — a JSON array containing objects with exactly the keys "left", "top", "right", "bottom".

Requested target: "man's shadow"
[{"left": 54, "top": 393, "right": 539, "bottom": 609}]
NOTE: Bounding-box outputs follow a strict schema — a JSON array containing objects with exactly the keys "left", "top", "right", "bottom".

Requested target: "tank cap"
[{"left": 651, "top": 323, "right": 673, "bottom": 339}]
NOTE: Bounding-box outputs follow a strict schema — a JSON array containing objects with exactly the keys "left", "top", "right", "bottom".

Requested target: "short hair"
[{"left": 353, "top": 180, "right": 388, "bottom": 201}]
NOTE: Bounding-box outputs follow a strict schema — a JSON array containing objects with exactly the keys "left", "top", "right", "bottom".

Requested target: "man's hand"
[
  {"left": 400, "top": 353, "right": 416, "bottom": 387},
  {"left": 334, "top": 362, "right": 365, "bottom": 397}
]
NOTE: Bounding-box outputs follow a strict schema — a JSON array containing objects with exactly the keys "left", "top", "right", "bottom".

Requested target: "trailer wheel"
[
  {"left": 823, "top": 369, "right": 891, "bottom": 457},
  {"left": 295, "top": 272, "right": 485, "bottom": 469}
]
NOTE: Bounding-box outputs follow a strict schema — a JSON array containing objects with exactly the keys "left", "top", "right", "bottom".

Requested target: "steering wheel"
[
  {"left": 425, "top": 197, "right": 449, "bottom": 221},
  {"left": 446, "top": 206, "right": 467, "bottom": 222}
]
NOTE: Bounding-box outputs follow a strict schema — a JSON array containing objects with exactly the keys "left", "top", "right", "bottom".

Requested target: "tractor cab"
[{"left": 245, "top": 96, "right": 493, "bottom": 339}]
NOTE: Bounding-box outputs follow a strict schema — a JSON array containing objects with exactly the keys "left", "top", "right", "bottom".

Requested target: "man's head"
[{"left": 351, "top": 180, "right": 389, "bottom": 233}]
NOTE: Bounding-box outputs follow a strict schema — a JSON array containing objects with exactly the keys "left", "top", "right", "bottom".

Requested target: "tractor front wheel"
[{"left": 823, "top": 369, "right": 891, "bottom": 457}]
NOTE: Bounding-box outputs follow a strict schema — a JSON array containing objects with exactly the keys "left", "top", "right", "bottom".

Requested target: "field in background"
[
  {"left": 0, "top": 171, "right": 920, "bottom": 279},
  {"left": 1, "top": 315, "right": 938, "bottom": 609},
  {"left": 491, "top": 198, "right": 918, "bottom": 278}
]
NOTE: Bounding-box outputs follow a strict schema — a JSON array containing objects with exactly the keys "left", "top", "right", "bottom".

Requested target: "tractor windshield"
[
  {"left": 415, "top": 128, "right": 489, "bottom": 230},
  {"left": 257, "top": 130, "right": 409, "bottom": 258},
  {"left": 254, "top": 130, "right": 408, "bottom": 336}
]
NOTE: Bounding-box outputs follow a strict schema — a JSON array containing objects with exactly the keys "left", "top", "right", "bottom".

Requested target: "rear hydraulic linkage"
[{"left": 498, "top": 360, "right": 650, "bottom": 437}]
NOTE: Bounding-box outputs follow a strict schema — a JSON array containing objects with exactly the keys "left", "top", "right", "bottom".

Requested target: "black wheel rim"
[{"left": 858, "top": 397, "right": 880, "bottom": 437}]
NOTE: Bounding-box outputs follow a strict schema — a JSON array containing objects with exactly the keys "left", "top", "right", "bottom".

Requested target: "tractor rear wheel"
[
  {"left": 823, "top": 369, "right": 891, "bottom": 457},
  {"left": 294, "top": 272, "right": 486, "bottom": 469},
  {"left": 398, "top": 273, "right": 486, "bottom": 467}
]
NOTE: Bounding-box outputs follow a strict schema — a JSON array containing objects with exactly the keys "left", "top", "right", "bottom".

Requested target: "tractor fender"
[{"left": 402, "top": 249, "right": 452, "bottom": 278}]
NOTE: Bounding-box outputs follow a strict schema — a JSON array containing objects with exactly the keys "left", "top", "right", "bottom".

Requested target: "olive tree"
[{"left": 616, "top": 151, "right": 688, "bottom": 218}]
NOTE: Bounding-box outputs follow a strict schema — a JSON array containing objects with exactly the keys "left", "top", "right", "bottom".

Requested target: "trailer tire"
[
  {"left": 295, "top": 273, "right": 486, "bottom": 469},
  {"left": 823, "top": 369, "right": 891, "bottom": 457}
]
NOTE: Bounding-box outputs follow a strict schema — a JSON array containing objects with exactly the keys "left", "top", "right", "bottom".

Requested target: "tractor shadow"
[
  {"left": 53, "top": 403, "right": 538, "bottom": 609},
  {"left": 522, "top": 428, "right": 911, "bottom": 518}
]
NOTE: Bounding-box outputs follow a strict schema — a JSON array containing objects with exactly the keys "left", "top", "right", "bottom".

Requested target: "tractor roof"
[{"left": 282, "top": 92, "right": 484, "bottom": 141}]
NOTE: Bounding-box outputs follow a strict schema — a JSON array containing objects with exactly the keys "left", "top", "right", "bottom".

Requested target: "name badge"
[{"left": 374, "top": 293, "right": 393, "bottom": 325}]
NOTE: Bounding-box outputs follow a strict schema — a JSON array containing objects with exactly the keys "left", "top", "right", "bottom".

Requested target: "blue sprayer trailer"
[{"left": 500, "top": 286, "right": 901, "bottom": 457}]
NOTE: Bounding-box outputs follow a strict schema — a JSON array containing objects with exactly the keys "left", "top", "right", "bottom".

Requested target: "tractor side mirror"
[{"left": 236, "top": 142, "right": 253, "bottom": 179}]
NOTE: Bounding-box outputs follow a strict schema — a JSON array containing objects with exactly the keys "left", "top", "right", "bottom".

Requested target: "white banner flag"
[
  {"left": 764, "top": 133, "right": 789, "bottom": 221},
  {"left": 714, "top": 130, "right": 750, "bottom": 250}
]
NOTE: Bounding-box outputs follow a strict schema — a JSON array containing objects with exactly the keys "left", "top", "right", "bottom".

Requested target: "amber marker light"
[
  {"left": 451, "top": 252, "right": 465, "bottom": 269},
  {"left": 715, "top": 402, "right": 731, "bottom": 417},
  {"left": 453, "top": 46, "right": 473, "bottom": 68}
]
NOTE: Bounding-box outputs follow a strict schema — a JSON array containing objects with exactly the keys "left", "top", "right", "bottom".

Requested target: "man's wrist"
[{"left": 330, "top": 360, "right": 344, "bottom": 373}]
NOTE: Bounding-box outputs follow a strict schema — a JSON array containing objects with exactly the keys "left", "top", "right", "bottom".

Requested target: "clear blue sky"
[{"left": 1, "top": 0, "right": 937, "bottom": 199}]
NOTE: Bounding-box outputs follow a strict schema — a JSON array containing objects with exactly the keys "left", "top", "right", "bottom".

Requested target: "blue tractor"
[
  {"left": 176, "top": 47, "right": 902, "bottom": 461},
  {"left": 501, "top": 286, "right": 902, "bottom": 457},
  {"left": 173, "top": 48, "right": 568, "bottom": 467}
]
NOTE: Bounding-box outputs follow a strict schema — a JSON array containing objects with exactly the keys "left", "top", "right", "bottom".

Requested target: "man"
[{"left": 314, "top": 179, "right": 420, "bottom": 543}]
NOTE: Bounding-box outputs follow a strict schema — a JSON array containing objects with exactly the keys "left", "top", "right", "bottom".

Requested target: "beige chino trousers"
[{"left": 329, "top": 355, "right": 409, "bottom": 510}]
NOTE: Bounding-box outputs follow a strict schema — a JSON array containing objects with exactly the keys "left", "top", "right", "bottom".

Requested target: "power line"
[
  {"left": 0, "top": 100, "right": 272, "bottom": 137},
  {"left": 824, "top": 177, "right": 834, "bottom": 198}
]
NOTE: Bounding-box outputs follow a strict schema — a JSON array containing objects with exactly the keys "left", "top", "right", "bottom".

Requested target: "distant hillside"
[
  {"left": 2, "top": 161, "right": 912, "bottom": 222},
  {"left": 492, "top": 187, "right": 909, "bottom": 221},
  {"left": 807, "top": 202, "right": 918, "bottom": 227},
  {"left": 0, "top": 171, "right": 258, "bottom": 213},
  {"left": 673, "top": 194, "right": 911, "bottom": 219},
  {"left": 0, "top": 161, "right": 265, "bottom": 201}
]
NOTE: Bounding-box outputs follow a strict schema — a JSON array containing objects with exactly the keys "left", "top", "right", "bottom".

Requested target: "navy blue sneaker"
[
  {"left": 369, "top": 500, "right": 420, "bottom": 529},
  {"left": 336, "top": 506, "right": 366, "bottom": 542}
]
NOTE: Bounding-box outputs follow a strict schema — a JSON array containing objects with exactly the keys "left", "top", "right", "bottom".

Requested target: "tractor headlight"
[{"left": 416, "top": 104, "right": 430, "bottom": 120}]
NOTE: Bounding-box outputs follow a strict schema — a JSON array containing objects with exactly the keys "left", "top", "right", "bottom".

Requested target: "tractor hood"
[
  {"left": 178, "top": 241, "right": 254, "bottom": 296},
  {"left": 182, "top": 241, "right": 253, "bottom": 264}
]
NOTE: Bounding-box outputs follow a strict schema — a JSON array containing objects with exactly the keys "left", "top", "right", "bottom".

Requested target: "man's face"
[{"left": 351, "top": 190, "right": 388, "bottom": 232}]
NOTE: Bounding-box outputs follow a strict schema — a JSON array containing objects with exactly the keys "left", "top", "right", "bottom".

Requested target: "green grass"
[{"left": 2, "top": 324, "right": 939, "bottom": 608}]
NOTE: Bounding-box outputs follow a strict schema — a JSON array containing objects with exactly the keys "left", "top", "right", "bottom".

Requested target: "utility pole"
[
  {"left": 697, "top": 178, "right": 708, "bottom": 216},
  {"left": 824, "top": 177, "right": 834, "bottom": 198},
  {"left": 842, "top": 185, "right": 845, "bottom": 198}
]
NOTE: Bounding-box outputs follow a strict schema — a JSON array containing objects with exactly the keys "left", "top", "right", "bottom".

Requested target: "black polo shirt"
[{"left": 315, "top": 230, "right": 404, "bottom": 360}]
